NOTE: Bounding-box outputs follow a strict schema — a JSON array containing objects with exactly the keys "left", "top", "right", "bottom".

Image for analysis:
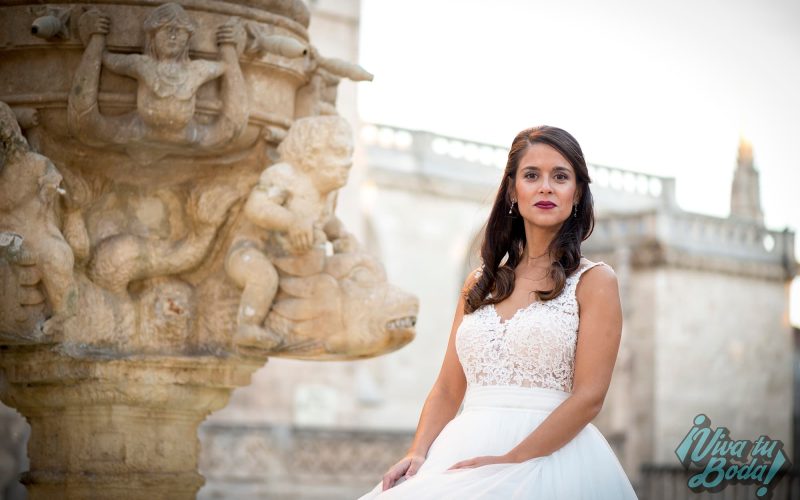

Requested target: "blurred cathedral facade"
[{"left": 196, "top": 4, "right": 797, "bottom": 500}]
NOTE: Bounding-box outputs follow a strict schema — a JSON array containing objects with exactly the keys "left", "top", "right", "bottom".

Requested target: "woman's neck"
[
  {"left": 520, "top": 249, "right": 551, "bottom": 272},
  {"left": 521, "top": 224, "right": 557, "bottom": 266}
]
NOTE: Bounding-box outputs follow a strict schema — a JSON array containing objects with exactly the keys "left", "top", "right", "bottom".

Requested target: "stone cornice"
[
  {"left": 0, "top": 346, "right": 265, "bottom": 411},
  {"left": 362, "top": 124, "right": 676, "bottom": 209},
  {"left": 584, "top": 210, "right": 797, "bottom": 281}
]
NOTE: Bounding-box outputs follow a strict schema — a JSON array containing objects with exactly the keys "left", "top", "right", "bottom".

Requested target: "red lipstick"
[{"left": 534, "top": 201, "right": 556, "bottom": 209}]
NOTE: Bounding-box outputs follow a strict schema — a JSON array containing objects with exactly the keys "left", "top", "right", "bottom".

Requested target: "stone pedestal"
[{"left": 2, "top": 346, "right": 263, "bottom": 499}]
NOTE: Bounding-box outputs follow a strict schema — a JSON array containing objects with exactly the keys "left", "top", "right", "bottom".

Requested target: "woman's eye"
[
  {"left": 555, "top": 174, "right": 568, "bottom": 181},
  {"left": 524, "top": 172, "right": 537, "bottom": 179}
]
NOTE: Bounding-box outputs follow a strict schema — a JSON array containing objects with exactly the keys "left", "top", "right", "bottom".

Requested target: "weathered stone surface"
[
  {"left": 0, "top": 1, "right": 416, "bottom": 497},
  {"left": 2, "top": 346, "right": 263, "bottom": 499}
]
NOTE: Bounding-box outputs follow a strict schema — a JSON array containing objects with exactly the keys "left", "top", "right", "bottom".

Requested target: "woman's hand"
[
  {"left": 447, "top": 453, "right": 520, "bottom": 470},
  {"left": 382, "top": 453, "right": 426, "bottom": 491}
]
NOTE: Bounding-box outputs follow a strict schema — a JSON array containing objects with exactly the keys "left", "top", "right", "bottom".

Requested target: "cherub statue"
[
  {"left": 0, "top": 101, "right": 76, "bottom": 326},
  {"left": 67, "top": 3, "right": 248, "bottom": 158},
  {"left": 225, "top": 115, "right": 358, "bottom": 350}
]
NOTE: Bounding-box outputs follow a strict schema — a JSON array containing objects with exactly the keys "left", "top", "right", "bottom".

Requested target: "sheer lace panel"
[{"left": 457, "top": 261, "right": 607, "bottom": 393}]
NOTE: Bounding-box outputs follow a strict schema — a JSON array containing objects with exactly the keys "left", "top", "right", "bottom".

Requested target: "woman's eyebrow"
[{"left": 520, "top": 165, "right": 573, "bottom": 172}]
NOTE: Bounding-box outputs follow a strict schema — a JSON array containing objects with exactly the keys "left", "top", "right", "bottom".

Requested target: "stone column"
[
  {"left": 0, "top": 2, "right": 417, "bottom": 498},
  {"left": 1, "top": 347, "right": 263, "bottom": 499}
]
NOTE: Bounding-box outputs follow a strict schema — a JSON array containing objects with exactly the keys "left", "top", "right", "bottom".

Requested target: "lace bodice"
[{"left": 455, "top": 260, "right": 606, "bottom": 393}]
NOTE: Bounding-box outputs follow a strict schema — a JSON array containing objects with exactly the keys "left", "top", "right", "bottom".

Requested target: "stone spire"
[{"left": 730, "top": 136, "right": 764, "bottom": 224}]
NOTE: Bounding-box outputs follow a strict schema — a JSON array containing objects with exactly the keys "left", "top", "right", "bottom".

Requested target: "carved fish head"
[{"left": 266, "top": 251, "right": 418, "bottom": 360}]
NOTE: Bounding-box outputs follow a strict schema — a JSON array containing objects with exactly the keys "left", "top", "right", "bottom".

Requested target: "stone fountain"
[{"left": 0, "top": 1, "right": 418, "bottom": 498}]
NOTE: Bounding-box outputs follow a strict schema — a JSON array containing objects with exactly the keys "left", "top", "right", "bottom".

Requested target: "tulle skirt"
[{"left": 357, "top": 385, "right": 638, "bottom": 499}]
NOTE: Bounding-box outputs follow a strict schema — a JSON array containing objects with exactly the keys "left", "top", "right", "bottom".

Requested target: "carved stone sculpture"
[
  {"left": 297, "top": 46, "right": 375, "bottom": 117},
  {"left": 267, "top": 251, "right": 417, "bottom": 359},
  {"left": 226, "top": 115, "right": 355, "bottom": 351},
  {"left": 245, "top": 20, "right": 307, "bottom": 58},
  {"left": 68, "top": 3, "right": 249, "bottom": 161},
  {"left": 0, "top": 102, "right": 77, "bottom": 338},
  {"left": 0, "top": 1, "right": 417, "bottom": 498}
]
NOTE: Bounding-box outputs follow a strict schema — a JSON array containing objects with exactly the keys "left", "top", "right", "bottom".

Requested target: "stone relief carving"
[
  {"left": 67, "top": 3, "right": 249, "bottom": 161},
  {"left": 225, "top": 116, "right": 353, "bottom": 351},
  {"left": 224, "top": 115, "right": 390, "bottom": 355},
  {"left": 30, "top": 5, "right": 73, "bottom": 40},
  {"left": 0, "top": 1, "right": 417, "bottom": 496},
  {"left": 245, "top": 21, "right": 307, "bottom": 58},
  {"left": 87, "top": 183, "right": 239, "bottom": 295},
  {"left": 0, "top": 102, "right": 77, "bottom": 339},
  {"left": 0, "top": 2, "right": 414, "bottom": 358},
  {"left": 267, "top": 251, "right": 417, "bottom": 359},
  {"left": 297, "top": 46, "right": 374, "bottom": 116}
]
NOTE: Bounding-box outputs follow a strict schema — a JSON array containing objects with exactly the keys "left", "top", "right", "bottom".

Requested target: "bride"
[{"left": 358, "top": 126, "right": 638, "bottom": 499}]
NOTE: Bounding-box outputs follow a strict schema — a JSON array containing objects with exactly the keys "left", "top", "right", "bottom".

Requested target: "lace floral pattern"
[{"left": 456, "top": 261, "right": 606, "bottom": 393}]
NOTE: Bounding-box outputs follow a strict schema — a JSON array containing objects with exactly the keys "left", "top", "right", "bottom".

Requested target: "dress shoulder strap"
[
  {"left": 575, "top": 260, "right": 607, "bottom": 277},
  {"left": 567, "top": 261, "right": 608, "bottom": 293}
]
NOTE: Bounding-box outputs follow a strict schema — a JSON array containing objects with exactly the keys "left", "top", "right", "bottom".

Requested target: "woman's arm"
[
  {"left": 450, "top": 264, "right": 623, "bottom": 469},
  {"left": 381, "top": 270, "right": 474, "bottom": 490},
  {"left": 405, "top": 281, "right": 470, "bottom": 455}
]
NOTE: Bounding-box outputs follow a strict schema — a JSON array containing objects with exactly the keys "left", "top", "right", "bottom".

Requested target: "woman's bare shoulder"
[{"left": 576, "top": 258, "right": 618, "bottom": 294}]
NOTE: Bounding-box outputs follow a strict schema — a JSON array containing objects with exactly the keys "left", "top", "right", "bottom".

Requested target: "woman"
[{"left": 358, "top": 126, "right": 638, "bottom": 499}]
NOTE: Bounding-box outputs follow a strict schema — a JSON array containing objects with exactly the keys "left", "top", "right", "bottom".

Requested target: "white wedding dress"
[{"left": 358, "top": 260, "right": 638, "bottom": 499}]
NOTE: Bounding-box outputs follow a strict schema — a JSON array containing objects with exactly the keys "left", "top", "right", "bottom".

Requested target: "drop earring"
[
  {"left": 509, "top": 200, "right": 516, "bottom": 214},
  {"left": 572, "top": 204, "right": 578, "bottom": 218}
]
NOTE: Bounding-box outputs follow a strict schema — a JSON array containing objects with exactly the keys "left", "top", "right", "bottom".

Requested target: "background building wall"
[{"left": 653, "top": 268, "right": 792, "bottom": 464}]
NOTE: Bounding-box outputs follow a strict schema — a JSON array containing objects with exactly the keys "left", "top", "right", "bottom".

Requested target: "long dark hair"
[{"left": 464, "top": 126, "right": 594, "bottom": 314}]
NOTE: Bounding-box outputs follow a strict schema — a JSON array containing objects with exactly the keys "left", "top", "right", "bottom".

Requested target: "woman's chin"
[{"left": 520, "top": 213, "right": 569, "bottom": 229}]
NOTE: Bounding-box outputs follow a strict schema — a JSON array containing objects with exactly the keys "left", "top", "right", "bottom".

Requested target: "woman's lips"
[{"left": 534, "top": 202, "right": 556, "bottom": 209}]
